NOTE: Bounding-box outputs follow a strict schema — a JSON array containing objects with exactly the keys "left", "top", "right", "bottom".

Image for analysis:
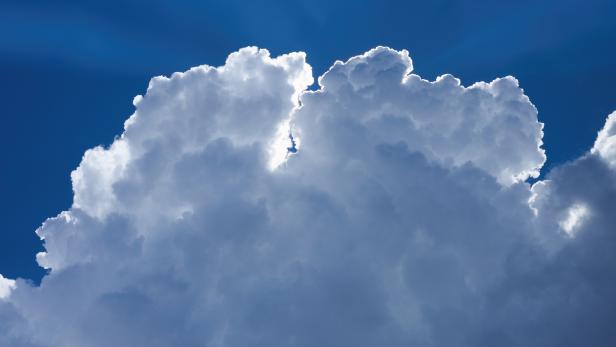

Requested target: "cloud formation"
[
  {"left": 1, "top": 47, "right": 615, "bottom": 347},
  {"left": 0, "top": 274, "right": 15, "bottom": 299},
  {"left": 593, "top": 111, "right": 616, "bottom": 169}
]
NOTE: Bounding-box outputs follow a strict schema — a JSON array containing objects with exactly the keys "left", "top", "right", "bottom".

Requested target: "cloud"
[
  {"left": 1, "top": 47, "right": 615, "bottom": 346},
  {"left": 0, "top": 274, "right": 15, "bottom": 300},
  {"left": 294, "top": 47, "right": 546, "bottom": 185},
  {"left": 592, "top": 111, "right": 616, "bottom": 168}
]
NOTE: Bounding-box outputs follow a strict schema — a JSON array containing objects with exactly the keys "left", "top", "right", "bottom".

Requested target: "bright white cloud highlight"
[
  {"left": 0, "top": 275, "right": 15, "bottom": 300},
  {"left": 559, "top": 203, "right": 590, "bottom": 236},
  {"left": 0, "top": 47, "right": 615, "bottom": 347},
  {"left": 592, "top": 111, "right": 616, "bottom": 168}
]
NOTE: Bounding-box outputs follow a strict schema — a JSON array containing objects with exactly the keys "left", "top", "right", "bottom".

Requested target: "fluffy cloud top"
[
  {"left": 0, "top": 274, "right": 15, "bottom": 300},
  {"left": 297, "top": 48, "right": 545, "bottom": 185},
  {"left": 1, "top": 47, "right": 615, "bottom": 347},
  {"left": 592, "top": 111, "right": 616, "bottom": 168}
]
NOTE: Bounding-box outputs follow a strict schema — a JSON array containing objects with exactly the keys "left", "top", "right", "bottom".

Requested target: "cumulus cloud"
[
  {"left": 0, "top": 274, "right": 15, "bottom": 299},
  {"left": 592, "top": 111, "right": 616, "bottom": 168},
  {"left": 1, "top": 46, "right": 615, "bottom": 347},
  {"left": 294, "top": 48, "right": 545, "bottom": 185}
]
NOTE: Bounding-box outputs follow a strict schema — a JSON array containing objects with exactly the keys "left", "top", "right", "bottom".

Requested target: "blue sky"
[{"left": 1, "top": 0, "right": 615, "bottom": 287}]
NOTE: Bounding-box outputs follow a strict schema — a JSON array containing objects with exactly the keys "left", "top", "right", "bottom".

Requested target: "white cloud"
[
  {"left": 592, "top": 111, "right": 616, "bottom": 168},
  {"left": 0, "top": 274, "right": 15, "bottom": 300},
  {"left": 1, "top": 47, "right": 615, "bottom": 347},
  {"left": 559, "top": 203, "right": 590, "bottom": 236},
  {"left": 294, "top": 47, "right": 546, "bottom": 186}
]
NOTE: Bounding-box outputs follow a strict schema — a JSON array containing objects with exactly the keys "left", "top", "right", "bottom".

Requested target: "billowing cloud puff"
[
  {"left": 0, "top": 275, "right": 15, "bottom": 299},
  {"left": 1, "top": 47, "right": 615, "bottom": 347},
  {"left": 295, "top": 48, "right": 545, "bottom": 185},
  {"left": 592, "top": 111, "right": 616, "bottom": 168}
]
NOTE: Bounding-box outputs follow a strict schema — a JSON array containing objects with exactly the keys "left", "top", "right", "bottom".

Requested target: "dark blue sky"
[{"left": 1, "top": 0, "right": 615, "bottom": 282}]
